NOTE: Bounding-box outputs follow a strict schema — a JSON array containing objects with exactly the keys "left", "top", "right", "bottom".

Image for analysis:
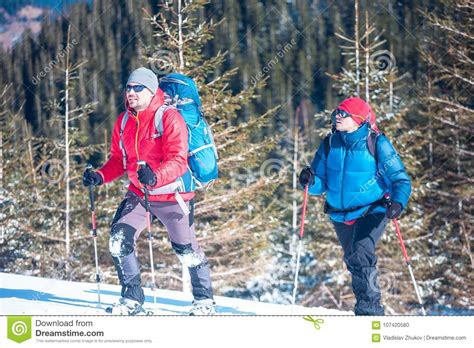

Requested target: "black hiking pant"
[{"left": 332, "top": 213, "right": 388, "bottom": 315}]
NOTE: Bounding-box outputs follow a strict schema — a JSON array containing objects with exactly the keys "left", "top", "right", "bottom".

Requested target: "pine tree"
[
  {"left": 0, "top": 29, "right": 108, "bottom": 283},
  {"left": 137, "top": 0, "right": 285, "bottom": 293},
  {"left": 418, "top": 0, "right": 473, "bottom": 312}
]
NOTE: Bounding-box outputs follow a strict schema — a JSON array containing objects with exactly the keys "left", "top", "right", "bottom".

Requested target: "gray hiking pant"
[{"left": 109, "top": 191, "right": 213, "bottom": 304}]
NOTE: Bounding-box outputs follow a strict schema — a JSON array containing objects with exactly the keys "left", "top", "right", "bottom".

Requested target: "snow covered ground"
[{"left": 0, "top": 272, "right": 351, "bottom": 315}]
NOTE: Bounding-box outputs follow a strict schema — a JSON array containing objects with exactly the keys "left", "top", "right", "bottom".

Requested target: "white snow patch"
[{"left": 0, "top": 272, "right": 352, "bottom": 315}]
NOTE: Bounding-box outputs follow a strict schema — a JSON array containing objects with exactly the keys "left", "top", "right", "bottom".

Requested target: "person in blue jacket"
[{"left": 299, "top": 97, "right": 411, "bottom": 315}]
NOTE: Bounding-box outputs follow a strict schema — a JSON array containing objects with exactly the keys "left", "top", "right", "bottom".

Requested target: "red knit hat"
[{"left": 337, "top": 97, "right": 379, "bottom": 132}]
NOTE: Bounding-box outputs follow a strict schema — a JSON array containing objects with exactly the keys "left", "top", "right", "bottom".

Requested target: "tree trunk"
[{"left": 64, "top": 26, "right": 71, "bottom": 261}]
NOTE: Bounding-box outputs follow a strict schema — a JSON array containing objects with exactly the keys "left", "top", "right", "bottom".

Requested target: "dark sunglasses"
[
  {"left": 331, "top": 109, "right": 352, "bottom": 119},
  {"left": 126, "top": 85, "right": 147, "bottom": 92},
  {"left": 331, "top": 108, "right": 366, "bottom": 122}
]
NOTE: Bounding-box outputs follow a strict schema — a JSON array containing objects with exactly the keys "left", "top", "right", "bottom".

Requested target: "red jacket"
[{"left": 98, "top": 89, "right": 195, "bottom": 202}]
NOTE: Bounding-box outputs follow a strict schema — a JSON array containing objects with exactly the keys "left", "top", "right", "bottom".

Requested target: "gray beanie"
[{"left": 127, "top": 67, "right": 158, "bottom": 93}]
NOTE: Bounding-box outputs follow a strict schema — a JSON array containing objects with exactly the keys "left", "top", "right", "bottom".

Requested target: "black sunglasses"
[
  {"left": 331, "top": 109, "right": 352, "bottom": 119},
  {"left": 331, "top": 108, "right": 366, "bottom": 122},
  {"left": 126, "top": 85, "right": 147, "bottom": 92}
]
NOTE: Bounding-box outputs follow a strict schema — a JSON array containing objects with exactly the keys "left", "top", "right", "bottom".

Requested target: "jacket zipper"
[
  {"left": 341, "top": 147, "right": 345, "bottom": 211},
  {"left": 132, "top": 111, "right": 141, "bottom": 180}
]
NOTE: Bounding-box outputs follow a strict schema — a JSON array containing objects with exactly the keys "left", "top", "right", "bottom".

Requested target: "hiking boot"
[
  {"left": 354, "top": 300, "right": 385, "bottom": 316},
  {"left": 106, "top": 298, "right": 150, "bottom": 316},
  {"left": 189, "top": 299, "right": 216, "bottom": 316}
]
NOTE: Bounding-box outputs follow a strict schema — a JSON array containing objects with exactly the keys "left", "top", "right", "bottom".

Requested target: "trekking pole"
[
  {"left": 86, "top": 164, "right": 101, "bottom": 308},
  {"left": 291, "top": 184, "right": 309, "bottom": 311},
  {"left": 137, "top": 160, "right": 157, "bottom": 305},
  {"left": 392, "top": 218, "right": 426, "bottom": 316}
]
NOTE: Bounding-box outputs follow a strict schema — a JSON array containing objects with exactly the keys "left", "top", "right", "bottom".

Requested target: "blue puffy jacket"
[{"left": 308, "top": 123, "right": 411, "bottom": 222}]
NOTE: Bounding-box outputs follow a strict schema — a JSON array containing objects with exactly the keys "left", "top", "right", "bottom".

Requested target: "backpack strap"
[
  {"left": 119, "top": 111, "right": 130, "bottom": 170},
  {"left": 323, "top": 133, "right": 332, "bottom": 157},
  {"left": 144, "top": 180, "right": 190, "bottom": 216},
  {"left": 323, "top": 131, "right": 383, "bottom": 160},
  {"left": 152, "top": 103, "right": 193, "bottom": 215},
  {"left": 367, "top": 131, "right": 384, "bottom": 161},
  {"left": 154, "top": 101, "right": 198, "bottom": 151},
  {"left": 324, "top": 195, "right": 391, "bottom": 216},
  {"left": 154, "top": 104, "right": 176, "bottom": 137}
]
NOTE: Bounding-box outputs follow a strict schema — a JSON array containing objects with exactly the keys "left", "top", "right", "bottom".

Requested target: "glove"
[
  {"left": 137, "top": 163, "right": 157, "bottom": 186},
  {"left": 299, "top": 166, "right": 315, "bottom": 188},
  {"left": 386, "top": 201, "right": 403, "bottom": 219},
  {"left": 83, "top": 170, "right": 103, "bottom": 187}
]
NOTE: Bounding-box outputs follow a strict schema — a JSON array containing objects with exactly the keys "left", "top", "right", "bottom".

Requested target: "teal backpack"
[{"left": 158, "top": 73, "right": 219, "bottom": 188}]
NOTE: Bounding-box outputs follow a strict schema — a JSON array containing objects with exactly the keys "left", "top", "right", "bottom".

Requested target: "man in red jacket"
[{"left": 83, "top": 67, "right": 214, "bottom": 315}]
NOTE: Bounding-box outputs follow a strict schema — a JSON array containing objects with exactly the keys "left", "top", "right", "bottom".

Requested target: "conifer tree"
[
  {"left": 139, "top": 0, "right": 285, "bottom": 292},
  {"left": 0, "top": 30, "right": 105, "bottom": 282},
  {"left": 417, "top": 0, "right": 473, "bottom": 311}
]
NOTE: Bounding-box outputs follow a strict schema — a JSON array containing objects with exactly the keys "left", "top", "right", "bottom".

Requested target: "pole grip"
[
  {"left": 86, "top": 164, "right": 97, "bottom": 237},
  {"left": 86, "top": 164, "right": 95, "bottom": 211},
  {"left": 137, "top": 160, "right": 151, "bottom": 211},
  {"left": 89, "top": 185, "right": 95, "bottom": 212}
]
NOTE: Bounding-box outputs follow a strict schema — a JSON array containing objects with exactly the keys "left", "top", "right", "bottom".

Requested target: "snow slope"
[{"left": 0, "top": 272, "right": 351, "bottom": 315}]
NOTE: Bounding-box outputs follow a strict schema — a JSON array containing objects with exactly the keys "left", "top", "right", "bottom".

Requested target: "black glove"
[
  {"left": 386, "top": 201, "right": 403, "bottom": 219},
  {"left": 83, "top": 170, "right": 103, "bottom": 187},
  {"left": 137, "top": 163, "right": 157, "bottom": 186},
  {"left": 299, "top": 166, "right": 315, "bottom": 188}
]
